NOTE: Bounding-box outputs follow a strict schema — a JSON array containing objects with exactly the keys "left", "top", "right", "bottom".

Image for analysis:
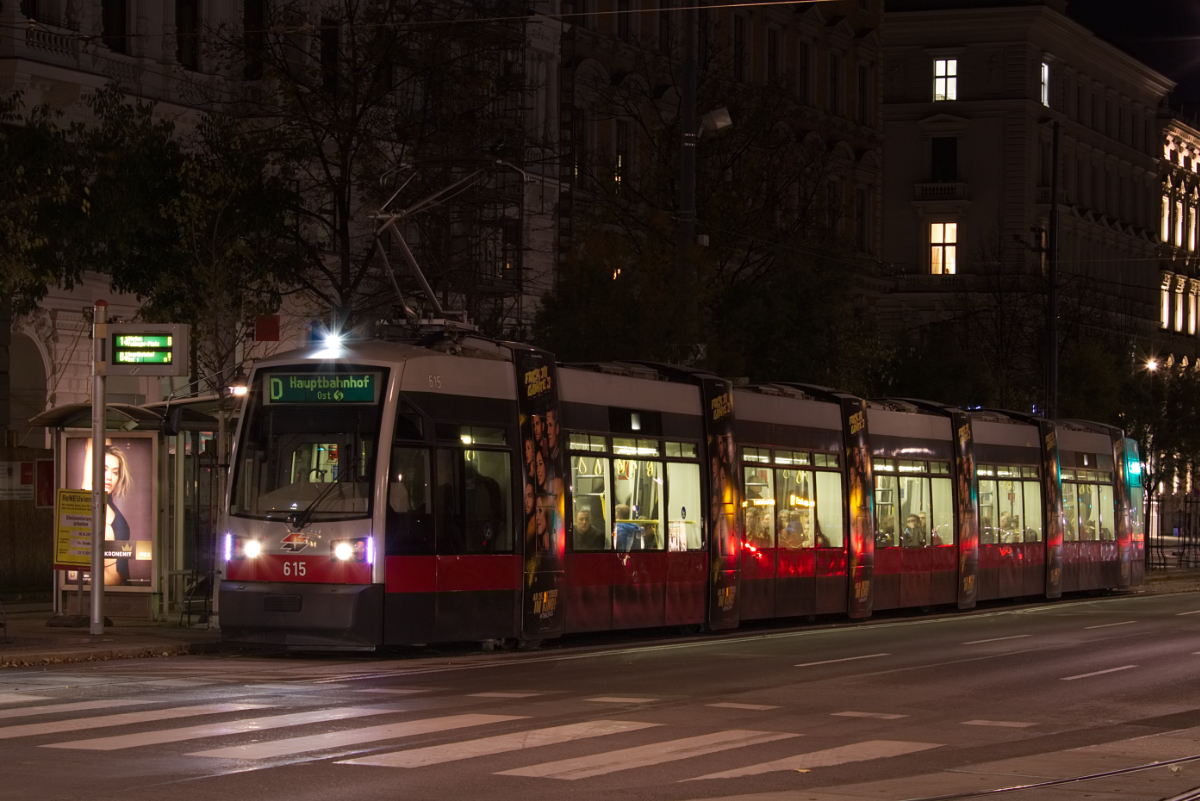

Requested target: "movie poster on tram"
[
  {"left": 64, "top": 436, "right": 155, "bottom": 590},
  {"left": 701, "top": 376, "right": 741, "bottom": 630},
  {"left": 1039, "top": 421, "right": 1065, "bottom": 598},
  {"left": 949, "top": 409, "right": 979, "bottom": 609},
  {"left": 840, "top": 397, "right": 874, "bottom": 619},
  {"left": 514, "top": 347, "right": 566, "bottom": 637}
]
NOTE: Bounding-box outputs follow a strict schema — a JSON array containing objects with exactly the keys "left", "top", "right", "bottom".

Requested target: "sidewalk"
[
  {"left": 0, "top": 604, "right": 222, "bottom": 668},
  {"left": 3, "top": 565, "right": 1199, "bottom": 669}
]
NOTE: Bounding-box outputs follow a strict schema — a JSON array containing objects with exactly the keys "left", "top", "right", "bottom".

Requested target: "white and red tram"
[{"left": 219, "top": 335, "right": 1144, "bottom": 648}]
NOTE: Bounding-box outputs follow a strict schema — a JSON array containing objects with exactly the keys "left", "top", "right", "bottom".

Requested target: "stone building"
[
  {"left": 0, "top": 1, "right": 565, "bottom": 441},
  {"left": 879, "top": 0, "right": 1172, "bottom": 352},
  {"left": 1158, "top": 113, "right": 1200, "bottom": 360}
]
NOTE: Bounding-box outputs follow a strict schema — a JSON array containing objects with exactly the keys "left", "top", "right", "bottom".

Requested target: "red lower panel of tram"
[{"left": 563, "top": 552, "right": 707, "bottom": 634}]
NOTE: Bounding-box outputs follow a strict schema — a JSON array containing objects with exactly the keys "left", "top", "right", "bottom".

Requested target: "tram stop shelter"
[{"left": 30, "top": 399, "right": 229, "bottom": 622}]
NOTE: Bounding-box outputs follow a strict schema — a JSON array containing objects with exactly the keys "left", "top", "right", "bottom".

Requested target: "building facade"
[{"left": 880, "top": 0, "right": 1172, "bottom": 343}]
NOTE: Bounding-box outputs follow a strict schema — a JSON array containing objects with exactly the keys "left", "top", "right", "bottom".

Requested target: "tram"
[{"left": 219, "top": 335, "right": 1145, "bottom": 648}]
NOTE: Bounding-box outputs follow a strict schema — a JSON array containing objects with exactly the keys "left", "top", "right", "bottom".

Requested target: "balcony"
[{"left": 913, "top": 183, "right": 969, "bottom": 201}]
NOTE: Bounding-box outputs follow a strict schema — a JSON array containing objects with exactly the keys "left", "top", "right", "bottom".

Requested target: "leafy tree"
[
  {"left": 207, "top": 0, "right": 530, "bottom": 333},
  {"left": 536, "top": 23, "right": 882, "bottom": 386}
]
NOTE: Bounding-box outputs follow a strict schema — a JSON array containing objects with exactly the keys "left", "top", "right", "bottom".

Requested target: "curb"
[{"left": 0, "top": 639, "right": 225, "bottom": 668}]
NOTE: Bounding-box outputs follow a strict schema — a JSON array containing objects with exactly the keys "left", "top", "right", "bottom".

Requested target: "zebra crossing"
[{"left": 0, "top": 689, "right": 955, "bottom": 783}]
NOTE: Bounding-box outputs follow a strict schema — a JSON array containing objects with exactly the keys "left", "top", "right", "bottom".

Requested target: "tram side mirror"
[{"left": 162, "top": 406, "right": 184, "bottom": 437}]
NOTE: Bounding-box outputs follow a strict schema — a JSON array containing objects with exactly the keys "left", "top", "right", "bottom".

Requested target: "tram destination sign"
[
  {"left": 103, "top": 323, "right": 189, "bottom": 377},
  {"left": 266, "top": 372, "right": 380, "bottom": 404}
]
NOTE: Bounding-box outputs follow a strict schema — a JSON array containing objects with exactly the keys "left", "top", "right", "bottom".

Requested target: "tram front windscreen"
[{"left": 230, "top": 368, "right": 387, "bottom": 523}]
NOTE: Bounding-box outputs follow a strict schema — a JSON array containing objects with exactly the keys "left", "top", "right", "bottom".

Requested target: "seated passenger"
[
  {"left": 876, "top": 516, "right": 896, "bottom": 547},
  {"left": 901, "top": 514, "right": 927, "bottom": 548},
  {"left": 573, "top": 507, "right": 608, "bottom": 551}
]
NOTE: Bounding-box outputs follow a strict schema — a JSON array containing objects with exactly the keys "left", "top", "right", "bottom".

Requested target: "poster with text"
[{"left": 65, "top": 436, "right": 154, "bottom": 588}]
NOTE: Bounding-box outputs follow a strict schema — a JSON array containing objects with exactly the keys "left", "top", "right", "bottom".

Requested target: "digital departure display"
[
  {"left": 112, "top": 334, "right": 174, "bottom": 365},
  {"left": 266, "top": 373, "right": 379, "bottom": 404}
]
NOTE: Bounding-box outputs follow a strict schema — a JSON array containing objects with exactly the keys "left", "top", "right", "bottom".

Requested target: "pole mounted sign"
[
  {"left": 101, "top": 323, "right": 189, "bottom": 377},
  {"left": 88, "top": 306, "right": 190, "bottom": 634}
]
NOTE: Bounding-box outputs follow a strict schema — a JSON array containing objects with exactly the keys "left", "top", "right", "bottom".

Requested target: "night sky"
[{"left": 1066, "top": 0, "right": 1200, "bottom": 107}]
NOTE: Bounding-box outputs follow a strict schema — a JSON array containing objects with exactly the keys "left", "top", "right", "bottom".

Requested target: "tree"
[
  {"left": 207, "top": 0, "right": 531, "bottom": 334},
  {"left": 536, "top": 19, "right": 882, "bottom": 387}
]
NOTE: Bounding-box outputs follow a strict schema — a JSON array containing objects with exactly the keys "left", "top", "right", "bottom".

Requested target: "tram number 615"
[
  {"left": 428, "top": 375, "right": 442, "bottom": 389},
  {"left": 282, "top": 561, "right": 307, "bottom": 577}
]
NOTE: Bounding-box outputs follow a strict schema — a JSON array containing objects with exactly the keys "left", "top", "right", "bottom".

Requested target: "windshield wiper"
[{"left": 286, "top": 452, "right": 364, "bottom": 530}]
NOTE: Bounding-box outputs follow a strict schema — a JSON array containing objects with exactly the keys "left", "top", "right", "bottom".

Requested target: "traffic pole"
[{"left": 90, "top": 300, "right": 107, "bottom": 635}]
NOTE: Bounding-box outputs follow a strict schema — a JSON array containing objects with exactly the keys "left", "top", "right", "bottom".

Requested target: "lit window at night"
[
  {"left": 930, "top": 222, "right": 957, "bottom": 275},
  {"left": 934, "top": 59, "right": 957, "bottom": 102},
  {"left": 1040, "top": 62, "right": 1050, "bottom": 107}
]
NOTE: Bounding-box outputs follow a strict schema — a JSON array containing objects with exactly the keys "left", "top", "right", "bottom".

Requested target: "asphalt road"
[{"left": 4, "top": 593, "right": 1200, "bottom": 801}]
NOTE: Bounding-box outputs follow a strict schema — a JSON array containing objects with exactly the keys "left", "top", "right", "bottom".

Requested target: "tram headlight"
[
  {"left": 243, "top": 539, "right": 263, "bottom": 559},
  {"left": 331, "top": 538, "right": 368, "bottom": 562},
  {"left": 224, "top": 534, "right": 232, "bottom": 562}
]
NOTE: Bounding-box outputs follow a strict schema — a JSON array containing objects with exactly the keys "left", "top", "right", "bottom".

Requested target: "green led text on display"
[{"left": 267, "top": 373, "right": 378, "bottom": 404}]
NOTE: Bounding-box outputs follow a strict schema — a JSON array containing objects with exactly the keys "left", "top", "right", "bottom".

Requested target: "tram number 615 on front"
[{"left": 283, "top": 561, "right": 307, "bottom": 577}]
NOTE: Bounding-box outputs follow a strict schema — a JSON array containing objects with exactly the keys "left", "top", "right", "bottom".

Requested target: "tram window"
[
  {"left": 1098, "top": 483, "right": 1115, "bottom": 540},
  {"left": 394, "top": 402, "right": 423, "bottom": 441},
  {"left": 665, "top": 441, "right": 698, "bottom": 459},
  {"left": 996, "top": 465, "right": 1020, "bottom": 478},
  {"left": 1022, "top": 466, "right": 1038, "bottom": 479},
  {"left": 931, "top": 477, "right": 954, "bottom": 545},
  {"left": 572, "top": 454, "right": 611, "bottom": 550},
  {"left": 1062, "top": 482, "right": 1078, "bottom": 541},
  {"left": 978, "top": 479, "right": 998, "bottom": 544},
  {"left": 996, "top": 478, "right": 1024, "bottom": 544},
  {"left": 386, "top": 447, "right": 433, "bottom": 555},
  {"left": 667, "top": 462, "right": 704, "bottom": 550},
  {"left": 614, "top": 437, "right": 660, "bottom": 457},
  {"left": 815, "top": 452, "right": 839, "bottom": 468},
  {"left": 898, "top": 460, "right": 925, "bottom": 474},
  {"left": 743, "top": 466, "right": 775, "bottom": 549},
  {"left": 743, "top": 447, "right": 771, "bottom": 464},
  {"left": 612, "top": 457, "right": 664, "bottom": 550},
  {"left": 815, "top": 471, "right": 844, "bottom": 547},
  {"left": 570, "top": 433, "right": 606, "bottom": 452},
  {"left": 875, "top": 470, "right": 899, "bottom": 547},
  {"left": 931, "top": 461, "right": 951, "bottom": 475},
  {"left": 1061, "top": 467, "right": 1076, "bottom": 480},
  {"left": 776, "top": 468, "right": 816, "bottom": 548},
  {"left": 775, "top": 451, "right": 811, "bottom": 466},
  {"left": 459, "top": 426, "right": 506, "bottom": 446},
  {"left": 1077, "top": 483, "right": 1099, "bottom": 541},
  {"left": 1130, "top": 483, "right": 1145, "bottom": 540},
  {"left": 435, "top": 448, "right": 512, "bottom": 554},
  {"left": 1023, "top": 482, "right": 1043, "bottom": 542},
  {"left": 900, "top": 476, "right": 933, "bottom": 548}
]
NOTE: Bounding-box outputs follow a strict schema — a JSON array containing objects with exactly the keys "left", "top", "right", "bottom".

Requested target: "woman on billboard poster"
[{"left": 80, "top": 441, "right": 135, "bottom": 586}]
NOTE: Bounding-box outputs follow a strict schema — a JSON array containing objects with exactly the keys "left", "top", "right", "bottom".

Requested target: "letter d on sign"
[{"left": 270, "top": 377, "right": 283, "bottom": 401}]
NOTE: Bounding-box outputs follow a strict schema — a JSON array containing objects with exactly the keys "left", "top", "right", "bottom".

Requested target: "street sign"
[
  {"left": 102, "top": 323, "right": 189, "bottom": 377},
  {"left": 53, "top": 488, "right": 93, "bottom": 571}
]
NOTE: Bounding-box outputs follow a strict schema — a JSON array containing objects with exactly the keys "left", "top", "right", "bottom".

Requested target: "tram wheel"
[
  {"left": 516, "top": 638, "right": 543, "bottom": 651},
  {"left": 677, "top": 624, "right": 707, "bottom": 636}
]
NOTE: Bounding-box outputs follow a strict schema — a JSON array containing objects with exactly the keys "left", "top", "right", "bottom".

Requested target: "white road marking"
[
  {"left": 0, "top": 694, "right": 49, "bottom": 705},
  {"left": 691, "top": 739, "right": 942, "bottom": 779},
  {"left": 468, "top": 692, "right": 545, "bottom": 699},
  {"left": 45, "top": 707, "right": 396, "bottom": 751},
  {"left": 796, "top": 653, "right": 889, "bottom": 667},
  {"left": 832, "top": 711, "right": 908, "bottom": 720},
  {"left": 139, "top": 679, "right": 217, "bottom": 688},
  {"left": 339, "top": 720, "right": 659, "bottom": 768},
  {"left": 707, "top": 703, "right": 779, "bottom": 711},
  {"left": 0, "top": 700, "right": 152, "bottom": 721},
  {"left": 189, "top": 713, "right": 522, "bottom": 760},
  {"left": 356, "top": 688, "right": 438, "bottom": 695},
  {"left": 963, "top": 635, "right": 1031, "bottom": 645},
  {"left": 0, "top": 703, "right": 266, "bottom": 740},
  {"left": 962, "top": 720, "right": 1036, "bottom": 728},
  {"left": 586, "top": 696, "right": 658, "bottom": 704},
  {"left": 498, "top": 730, "right": 798, "bottom": 780},
  {"left": 1084, "top": 621, "right": 1138, "bottom": 629},
  {"left": 1176, "top": 610, "right": 1200, "bottom": 616},
  {"left": 1061, "top": 665, "right": 1137, "bottom": 681}
]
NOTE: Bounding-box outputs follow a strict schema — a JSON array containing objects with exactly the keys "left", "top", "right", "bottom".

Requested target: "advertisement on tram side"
[
  {"left": 949, "top": 409, "right": 979, "bottom": 609},
  {"left": 702, "top": 376, "right": 742, "bottom": 630},
  {"left": 841, "top": 398, "right": 874, "bottom": 619},
  {"left": 1040, "top": 421, "right": 1065, "bottom": 598},
  {"left": 515, "top": 347, "right": 566, "bottom": 637}
]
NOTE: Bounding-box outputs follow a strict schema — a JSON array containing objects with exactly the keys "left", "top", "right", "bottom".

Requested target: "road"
[{"left": 4, "top": 592, "right": 1200, "bottom": 801}]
